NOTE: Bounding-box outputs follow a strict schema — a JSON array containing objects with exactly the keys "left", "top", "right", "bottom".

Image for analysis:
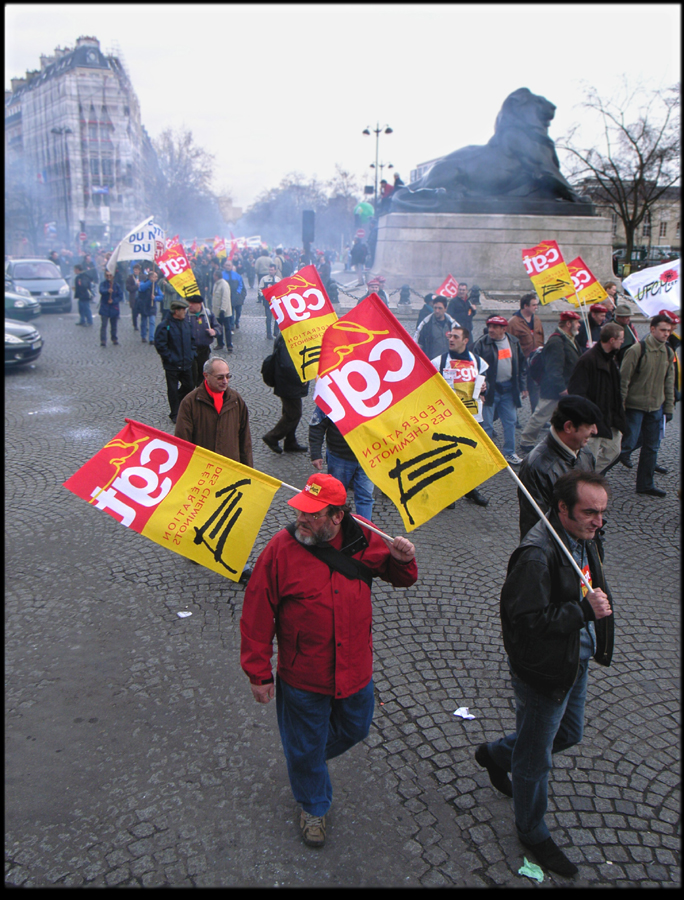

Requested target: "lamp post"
[
  {"left": 362, "top": 124, "right": 393, "bottom": 212},
  {"left": 51, "top": 126, "right": 73, "bottom": 247}
]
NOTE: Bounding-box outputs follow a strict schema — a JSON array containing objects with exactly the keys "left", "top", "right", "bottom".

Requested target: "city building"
[{"left": 5, "top": 36, "right": 160, "bottom": 256}]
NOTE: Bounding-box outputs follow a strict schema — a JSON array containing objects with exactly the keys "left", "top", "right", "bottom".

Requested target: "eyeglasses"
[
  {"left": 209, "top": 374, "right": 231, "bottom": 381},
  {"left": 298, "top": 509, "right": 329, "bottom": 520}
]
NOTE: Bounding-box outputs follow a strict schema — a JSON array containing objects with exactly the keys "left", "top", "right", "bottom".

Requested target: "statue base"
[
  {"left": 372, "top": 212, "right": 614, "bottom": 294},
  {"left": 390, "top": 196, "right": 595, "bottom": 216}
]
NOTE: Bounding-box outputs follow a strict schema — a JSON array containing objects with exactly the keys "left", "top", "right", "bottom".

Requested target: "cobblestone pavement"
[{"left": 5, "top": 291, "right": 681, "bottom": 887}]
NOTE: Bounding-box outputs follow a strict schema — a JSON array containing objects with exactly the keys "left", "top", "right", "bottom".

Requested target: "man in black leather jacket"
[
  {"left": 517, "top": 395, "right": 601, "bottom": 539},
  {"left": 475, "top": 470, "right": 614, "bottom": 878}
]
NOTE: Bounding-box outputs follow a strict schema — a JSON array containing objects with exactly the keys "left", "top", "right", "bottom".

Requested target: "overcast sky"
[{"left": 5, "top": 3, "right": 681, "bottom": 211}]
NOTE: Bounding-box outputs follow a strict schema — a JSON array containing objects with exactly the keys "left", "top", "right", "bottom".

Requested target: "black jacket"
[
  {"left": 472, "top": 332, "right": 527, "bottom": 408},
  {"left": 567, "top": 343, "right": 626, "bottom": 437},
  {"left": 518, "top": 432, "right": 595, "bottom": 539},
  {"left": 154, "top": 311, "right": 196, "bottom": 371},
  {"left": 539, "top": 328, "right": 581, "bottom": 400},
  {"left": 309, "top": 407, "right": 356, "bottom": 462},
  {"left": 501, "top": 510, "right": 614, "bottom": 703},
  {"left": 273, "top": 334, "right": 309, "bottom": 400}
]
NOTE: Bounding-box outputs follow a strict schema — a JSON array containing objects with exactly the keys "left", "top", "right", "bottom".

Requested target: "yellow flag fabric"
[{"left": 63, "top": 419, "right": 281, "bottom": 581}]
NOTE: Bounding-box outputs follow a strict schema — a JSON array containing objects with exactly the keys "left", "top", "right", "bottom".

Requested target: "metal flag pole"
[
  {"left": 278, "top": 479, "right": 395, "bottom": 543},
  {"left": 504, "top": 465, "right": 593, "bottom": 591}
]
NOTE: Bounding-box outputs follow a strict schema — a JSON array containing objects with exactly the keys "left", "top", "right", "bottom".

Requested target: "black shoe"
[
  {"left": 475, "top": 743, "right": 513, "bottom": 797},
  {"left": 239, "top": 565, "right": 253, "bottom": 585},
  {"left": 636, "top": 487, "right": 666, "bottom": 497},
  {"left": 284, "top": 443, "right": 308, "bottom": 453},
  {"left": 262, "top": 436, "right": 282, "bottom": 454},
  {"left": 75, "top": 322, "right": 85, "bottom": 326},
  {"left": 619, "top": 455, "right": 633, "bottom": 469},
  {"left": 465, "top": 489, "right": 489, "bottom": 507},
  {"left": 519, "top": 444, "right": 534, "bottom": 454},
  {"left": 520, "top": 836, "right": 578, "bottom": 877},
  {"left": 446, "top": 502, "right": 456, "bottom": 510},
  {"left": 654, "top": 465, "right": 668, "bottom": 475},
  {"left": 169, "top": 414, "right": 177, "bottom": 424},
  {"left": 149, "top": 340, "right": 154, "bottom": 345},
  {"left": 226, "top": 346, "right": 234, "bottom": 352}
]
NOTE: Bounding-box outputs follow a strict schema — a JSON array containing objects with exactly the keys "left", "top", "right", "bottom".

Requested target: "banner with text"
[
  {"left": 436, "top": 274, "right": 459, "bottom": 299},
  {"left": 313, "top": 295, "right": 507, "bottom": 531},
  {"left": 106, "top": 216, "right": 165, "bottom": 274},
  {"left": 564, "top": 256, "right": 609, "bottom": 307},
  {"left": 623, "top": 258, "right": 680, "bottom": 317},
  {"left": 262, "top": 265, "right": 338, "bottom": 382},
  {"left": 522, "top": 240, "right": 576, "bottom": 305},
  {"left": 156, "top": 244, "right": 202, "bottom": 299},
  {"left": 63, "top": 419, "right": 281, "bottom": 581}
]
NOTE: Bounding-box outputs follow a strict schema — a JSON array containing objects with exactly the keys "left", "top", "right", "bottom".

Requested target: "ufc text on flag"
[
  {"left": 261, "top": 265, "right": 338, "bottom": 382},
  {"left": 522, "top": 240, "right": 576, "bottom": 305},
  {"left": 313, "top": 295, "right": 507, "bottom": 531},
  {"left": 63, "top": 419, "right": 281, "bottom": 582}
]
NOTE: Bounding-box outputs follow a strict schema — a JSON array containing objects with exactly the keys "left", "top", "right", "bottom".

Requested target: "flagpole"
[
  {"left": 278, "top": 479, "right": 396, "bottom": 543},
  {"left": 504, "top": 466, "right": 593, "bottom": 591}
]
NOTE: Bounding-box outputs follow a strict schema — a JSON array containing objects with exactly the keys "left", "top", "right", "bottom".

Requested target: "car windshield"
[{"left": 13, "top": 262, "right": 62, "bottom": 279}]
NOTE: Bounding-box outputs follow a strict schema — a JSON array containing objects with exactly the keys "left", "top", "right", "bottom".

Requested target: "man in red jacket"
[{"left": 240, "top": 473, "right": 417, "bottom": 849}]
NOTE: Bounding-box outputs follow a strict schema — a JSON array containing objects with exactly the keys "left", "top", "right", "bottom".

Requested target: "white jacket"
[{"left": 212, "top": 278, "right": 232, "bottom": 317}]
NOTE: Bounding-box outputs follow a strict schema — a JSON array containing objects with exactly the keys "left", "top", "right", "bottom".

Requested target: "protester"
[
  {"left": 175, "top": 356, "right": 252, "bottom": 466},
  {"left": 136, "top": 270, "right": 163, "bottom": 346},
  {"left": 154, "top": 298, "right": 196, "bottom": 424},
  {"left": 239, "top": 473, "right": 417, "bottom": 848},
  {"left": 350, "top": 237, "right": 368, "bottom": 286},
  {"left": 309, "top": 408, "right": 375, "bottom": 520},
  {"left": 98, "top": 269, "right": 123, "bottom": 347},
  {"left": 477, "top": 470, "right": 614, "bottom": 878},
  {"left": 358, "top": 277, "right": 389, "bottom": 306},
  {"left": 258, "top": 263, "right": 281, "bottom": 340},
  {"left": 125, "top": 264, "right": 141, "bottom": 331},
  {"left": 473, "top": 315, "right": 528, "bottom": 465},
  {"left": 567, "top": 322, "right": 626, "bottom": 473},
  {"left": 432, "top": 326, "right": 489, "bottom": 506},
  {"left": 576, "top": 304, "right": 608, "bottom": 353},
  {"left": 613, "top": 302, "right": 639, "bottom": 364},
  {"left": 414, "top": 297, "right": 459, "bottom": 361},
  {"left": 517, "top": 395, "right": 600, "bottom": 539},
  {"left": 416, "top": 293, "right": 436, "bottom": 330},
  {"left": 224, "top": 260, "right": 247, "bottom": 330},
  {"left": 187, "top": 296, "right": 218, "bottom": 387},
  {"left": 446, "top": 282, "right": 476, "bottom": 340},
  {"left": 211, "top": 269, "right": 233, "bottom": 352},
  {"left": 507, "top": 293, "right": 544, "bottom": 412},
  {"left": 73, "top": 264, "right": 94, "bottom": 327},
  {"left": 262, "top": 333, "right": 309, "bottom": 454},
  {"left": 519, "top": 310, "right": 582, "bottom": 451},
  {"left": 618, "top": 313, "right": 676, "bottom": 497}
]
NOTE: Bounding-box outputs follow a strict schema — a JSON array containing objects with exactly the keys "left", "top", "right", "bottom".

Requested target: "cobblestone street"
[{"left": 5, "top": 292, "right": 681, "bottom": 888}]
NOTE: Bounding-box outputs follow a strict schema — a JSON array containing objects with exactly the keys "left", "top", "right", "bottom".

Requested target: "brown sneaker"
[{"left": 299, "top": 811, "right": 326, "bottom": 848}]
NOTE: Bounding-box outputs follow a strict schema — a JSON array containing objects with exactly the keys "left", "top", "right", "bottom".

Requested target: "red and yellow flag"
[
  {"left": 564, "top": 256, "right": 609, "bottom": 307},
  {"left": 522, "top": 240, "right": 577, "bottom": 305},
  {"left": 313, "top": 295, "right": 507, "bottom": 531},
  {"left": 165, "top": 234, "right": 181, "bottom": 250},
  {"left": 156, "top": 244, "right": 201, "bottom": 299},
  {"left": 63, "top": 420, "right": 281, "bottom": 581},
  {"left": 262, "top": 265, "right": 338, "bottom": 382},
  {"left": 214, "top": 236, "right": 227, "bottom": 259},
  {"left": 436, "top": 274, "right": 459, "bottom": 299}
]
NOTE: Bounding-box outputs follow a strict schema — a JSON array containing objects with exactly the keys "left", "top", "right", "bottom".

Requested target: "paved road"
[{"left": 5, "top": 293, "right": 681, "bottom": 887}]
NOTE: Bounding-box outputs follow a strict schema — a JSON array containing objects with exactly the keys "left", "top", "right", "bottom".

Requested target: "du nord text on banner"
[
  {"left": 313, "top": 294, "right": 507, "bottom": 531},
  {"left": 106, "top": 216, "right": 165, "bottom": 274},
  {"left": 262, "top": 264, "right": 338, "bottom": 382},
  {"left": 63, "top": 419, "right": 281, "bottom": 581}
]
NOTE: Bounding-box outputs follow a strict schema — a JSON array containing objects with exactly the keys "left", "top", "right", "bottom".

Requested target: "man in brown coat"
[
  {"left": 507, "top": 292, "right": 545, "bottom": 411},
  {"left": 175, "top": 355, "right": 253, "bottom": 467}
]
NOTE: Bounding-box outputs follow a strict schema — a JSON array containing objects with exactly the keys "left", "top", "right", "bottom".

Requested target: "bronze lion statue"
[{"left": 391, "top": 88, "right": 585, "bottom": 212}]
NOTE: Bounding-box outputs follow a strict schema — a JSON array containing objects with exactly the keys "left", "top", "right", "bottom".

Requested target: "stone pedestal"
[{"left": 372, "top": 212, "right": 614, "bottom": 294}]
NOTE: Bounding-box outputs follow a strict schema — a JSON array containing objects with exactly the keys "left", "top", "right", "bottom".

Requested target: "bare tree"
[{"left": 559, "top": 81, "right": 680, "bottom": 265}]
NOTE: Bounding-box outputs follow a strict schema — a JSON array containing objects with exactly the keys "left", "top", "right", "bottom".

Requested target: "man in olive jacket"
[
  {"left": 476, "top": 470, "right": 614, "bottom": 878},
  {"left": 175, "top": 356, "right": 253, "bottom": 466}
]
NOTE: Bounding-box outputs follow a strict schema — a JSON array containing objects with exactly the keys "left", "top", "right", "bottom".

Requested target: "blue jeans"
[
  {"left": 78, "top": 299, "right": 93, "bottom": 325},
  {"left": 482, "top": 383, "right": 518, "bottom": 457},
  {"left": 140, "top": 313, "right": 156, "bottom": 342},
  {"left": 487, "top": 660, "right": 589, "bottom": 845},
  {"left": 276, "top": 675, "right": 375, "bottom": 817},
  {"left": 326, "top": 449, "right": 375, "bottom": 520},
  {"left": 620, "top": 407, "right": 662, "bottom": 491}
]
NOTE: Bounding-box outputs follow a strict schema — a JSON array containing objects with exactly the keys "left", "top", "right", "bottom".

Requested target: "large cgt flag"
[
  {"left": 313, "top": 295, "right": 507, "bottom": 531},
  {"left": 564, "top": 256, "right": 609, "bottom": 308},
  {"left": 522, "top": 240, "right": 576, "bottom": 305},
  {"left": 63, "top": 419, "right": 281, "bottom": 581},
  {"left": 156, "top": 243, "right": 202, "bottom": 299},
  {"left": 261, "top": 264, "right": 338, "bottom": 382}
]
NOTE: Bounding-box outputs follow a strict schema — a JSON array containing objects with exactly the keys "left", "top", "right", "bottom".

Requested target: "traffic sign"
[{"left": 79, "top": 232, "right": 87, "bottom": 241}]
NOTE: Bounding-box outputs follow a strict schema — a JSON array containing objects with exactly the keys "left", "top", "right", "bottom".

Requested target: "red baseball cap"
[
  {"left": 486, "top": 315, "right": 509, "bottom": 326},
  {"left": 559, "top": 310, "right": 581, "bottom": 321},
  {"left": 287, "top": 474, "right": 347, "bottom": 513},
  {"left": 658, "top": 308, "right": 680, "bottom": 325},
  {"left": 591, "top": 304, "right": 608, "bottom": 313}
]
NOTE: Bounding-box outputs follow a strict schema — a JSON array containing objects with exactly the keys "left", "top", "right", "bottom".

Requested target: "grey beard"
[{"left": 294, "top": 523, "right": 335, "bottom": 546}]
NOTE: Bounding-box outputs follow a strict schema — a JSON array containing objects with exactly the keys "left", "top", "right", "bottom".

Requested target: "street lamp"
[
  {"left": 363, "top": 124, "right": 393, "bottom": 211},
  {"left": 51, "top": 126, "right": 73, "bottom": 247}
]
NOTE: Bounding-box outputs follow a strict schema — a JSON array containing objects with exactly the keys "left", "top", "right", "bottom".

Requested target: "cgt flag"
[
  {"left": 262, "top": 265, "right": 338, "bottom": 382},
  {"left": 564, "top": 256, "right": 609, "bottom": 308},
  {"left": 214, "top": 236, "right": 227, "bottom": 259},
  {"left": 63, "top": 419, "right": 281, "bottom": 581},
  {"left": 156, "top": 243, "right": 202, "bottom": 299},
  {"left": 313, "top": 295, "right": 507, "bottom": 531},
  {"left": 522, "top": 240, "right": 576, "bottom": 305},
  {"left": 436, "top": 274, "right": 459, "bottom": 299}
]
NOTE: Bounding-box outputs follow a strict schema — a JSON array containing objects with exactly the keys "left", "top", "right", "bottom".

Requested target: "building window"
[
  {"left": 102, "top": 158, "right": 113, "bottom": 178},
  {"left": 658, "top": 221, "right": 668, "bottom": 240},
  {"left": 642, "top": 214, "right": 651, "bottom": 239},
  {"left": 90, "top": 158, "right": 100, "bottom": 177},
  {"left": 611, "top": 213, "right": 618, "bottom": 236},
  {"left": 89, "top": 123, "right": 98, "bottom": 140}
]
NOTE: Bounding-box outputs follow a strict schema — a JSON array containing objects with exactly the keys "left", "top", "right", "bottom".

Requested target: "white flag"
[
  {"left": 106, "top": 216, "right": 165, "bottom": 274},
  {"left": 622, "top": 259, "right": 680, "bottom": 317}
]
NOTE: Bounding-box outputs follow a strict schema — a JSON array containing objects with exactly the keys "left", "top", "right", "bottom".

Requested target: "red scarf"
[{"left": 204, "top": 379, "right": 224, "bottom": 414}]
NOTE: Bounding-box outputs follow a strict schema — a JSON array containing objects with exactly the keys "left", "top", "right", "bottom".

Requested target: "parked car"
[
  {"left": 5, "top": 317, "right": 44, "bottom": 367},
  {"left": 5, "top": 289, "right": 41, "bottom": 321},
  {"left": 5, "top": 258, "right": 72, "bottom": 313}
]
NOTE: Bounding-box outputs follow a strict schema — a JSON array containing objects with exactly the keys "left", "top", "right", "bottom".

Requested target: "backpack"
[
  {"left": 280, "top": 258, "right": 293, "bottom": 277},
  {"left": 634, "top": 338, "right": 674, "bottom": 376},
  {"left": 261, "top": 352, "right": 276, "bottom": 387},
  {"left": 527, "top": 345, "right": 545, "bottom": 384}
]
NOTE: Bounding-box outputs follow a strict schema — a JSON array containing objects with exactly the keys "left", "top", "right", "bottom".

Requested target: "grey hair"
[{"left": 203, "top": 356, "right": 226, "bottom": 376}]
